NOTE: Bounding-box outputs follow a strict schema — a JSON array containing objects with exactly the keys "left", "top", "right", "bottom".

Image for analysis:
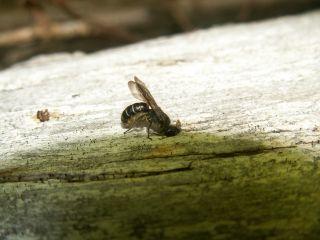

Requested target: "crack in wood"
[
  {"left": 107, "top": 145, "right": 297, "bottom": 163},
  {"left": 0, "top": 162, "right": 193, "bottom": 184},
  {"left": 0, "top": 145, "right": 296, "bottom": 184}
]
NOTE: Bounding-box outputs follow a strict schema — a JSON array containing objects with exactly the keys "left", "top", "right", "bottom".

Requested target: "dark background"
[{"left": 0, "top": 0, "right": 319, "bottom": 70}]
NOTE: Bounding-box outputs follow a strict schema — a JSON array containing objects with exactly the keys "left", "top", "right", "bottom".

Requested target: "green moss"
[{"left": 0, "top": 132, "right": 319, "bottom": 239}]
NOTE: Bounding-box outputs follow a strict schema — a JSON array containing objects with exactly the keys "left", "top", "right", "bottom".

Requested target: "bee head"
[{"left": 165, "top": 120, "right": 181, "bottom": 137}]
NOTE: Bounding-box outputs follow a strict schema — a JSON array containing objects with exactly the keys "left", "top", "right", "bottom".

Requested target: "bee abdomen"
[{"left": 121, "top": 102, "right": 149, "bottom": 124}]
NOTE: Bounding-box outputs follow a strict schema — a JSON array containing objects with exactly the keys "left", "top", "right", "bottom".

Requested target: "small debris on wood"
[{"left": 36, "top": 109, "right": 50, "bottom": 122}]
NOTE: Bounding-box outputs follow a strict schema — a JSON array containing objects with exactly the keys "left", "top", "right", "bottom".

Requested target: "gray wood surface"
[{"left": 0, "top": 10, "right": 320, "bottom": 240}]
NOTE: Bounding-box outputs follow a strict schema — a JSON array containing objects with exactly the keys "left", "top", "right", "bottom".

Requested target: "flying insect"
[{"left": 121, "top": 76, "right": 181, "bottom": 139}]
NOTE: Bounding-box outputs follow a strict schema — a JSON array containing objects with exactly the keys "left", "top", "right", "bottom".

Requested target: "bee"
[{"left": 121, "top": 76, "right": 181, "bottom": 139}]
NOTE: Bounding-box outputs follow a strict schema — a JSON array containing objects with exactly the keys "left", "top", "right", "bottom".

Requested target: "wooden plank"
[{"left": 0, "top": 10, "right": 320, "bottom": 239}]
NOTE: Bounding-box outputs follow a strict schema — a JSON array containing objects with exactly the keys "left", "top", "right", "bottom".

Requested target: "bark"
[{"left": 0, "top": 10, "right": 320, "bottom": 240}]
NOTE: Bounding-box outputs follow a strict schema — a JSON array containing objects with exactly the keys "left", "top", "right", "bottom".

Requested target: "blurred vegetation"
[{"left": 0, "top": 0, "right": 319, "bottom": 69}]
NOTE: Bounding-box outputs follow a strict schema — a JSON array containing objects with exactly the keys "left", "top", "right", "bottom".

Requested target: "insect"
[{"left": 121, "top": 76, "right": 181, "bottom": 139}]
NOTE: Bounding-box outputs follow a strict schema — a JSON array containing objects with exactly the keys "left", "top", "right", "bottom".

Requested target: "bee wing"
[
  {"left": 128, "top": 76, "right": 159, "bottom": 108},
  {"left": 128, "top": 80, "right": 146, "bottom": 102},
  {"left": 128, "top": 76, "right": 169, "bottom": 123}
]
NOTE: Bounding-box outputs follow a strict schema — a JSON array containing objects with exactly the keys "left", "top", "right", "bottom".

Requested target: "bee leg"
[
  {"left": 147, "top": 121, "right": 152, "bottom": 140},
  {"left": 123, "top": 128, "right": 133, "bottom": 134}
]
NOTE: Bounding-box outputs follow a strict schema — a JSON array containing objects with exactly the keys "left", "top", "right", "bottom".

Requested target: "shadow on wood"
[{"left": 1, "top": 132, "right": 319, "bottom": 239}]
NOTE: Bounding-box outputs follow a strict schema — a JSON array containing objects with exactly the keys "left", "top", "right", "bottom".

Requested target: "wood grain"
[{"left": 0, "top": 10, "right": 320, "bottom": 239}]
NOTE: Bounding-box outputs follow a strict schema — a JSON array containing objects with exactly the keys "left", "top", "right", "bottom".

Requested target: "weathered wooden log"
[{"left": 0, "top": 10, "right": 320, "bottom": 239}]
